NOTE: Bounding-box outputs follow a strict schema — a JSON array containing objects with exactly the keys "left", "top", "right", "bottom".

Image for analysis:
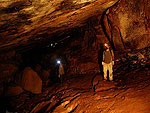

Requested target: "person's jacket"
[
  {"left": 59, "top": 64, "right": 64, "bottom": 75},
  {"left": 103, "top": 49, "right": 114, "bottom": 64}
]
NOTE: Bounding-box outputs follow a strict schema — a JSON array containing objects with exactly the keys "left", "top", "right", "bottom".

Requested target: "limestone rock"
[{"left": 19, "top": 67, "right": 42, "bottom": 94}]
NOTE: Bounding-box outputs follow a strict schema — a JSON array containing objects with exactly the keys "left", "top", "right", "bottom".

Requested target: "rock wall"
[
  {"left": 0, "top": 0, "right": 118, "bottom": 51},
  {"left": 102, "top": 0, "right": 150, "bottom": 50}
]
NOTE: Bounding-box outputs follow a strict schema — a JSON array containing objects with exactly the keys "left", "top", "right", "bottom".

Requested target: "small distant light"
[
  {"left": 57, "top": 60, "right": 61, "bottom": 64},
  {"left": 104, "top": 43, "right": 107, "bottom": 46},
  {"left": 51, "top": 44, "right": 53, "bottom": 46}
]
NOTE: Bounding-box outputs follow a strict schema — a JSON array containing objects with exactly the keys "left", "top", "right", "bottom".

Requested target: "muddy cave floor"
[{"left": 4, "top": 61, "right": 150, "bottom": 113}]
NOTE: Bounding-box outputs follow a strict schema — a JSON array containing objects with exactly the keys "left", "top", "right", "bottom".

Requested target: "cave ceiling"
[{"left": 0, "top": 0, "right": 119, "bottom": 52}]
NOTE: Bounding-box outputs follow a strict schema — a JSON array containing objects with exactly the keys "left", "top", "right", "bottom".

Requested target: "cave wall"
[
  {"left": 52, "top": 0, "right": 150, "bottom": 77},
  {"left": 65, "top": 0, "right": 150, "bottom": 75},
  {"left": 0, "top": 0, "right": 118, "bottom": 51},
  {"left": 0, "top": 0, "right": 149, "bottom": 52},
  {"left": 103, "top": 0, "right": 150, "bottom": 50}
]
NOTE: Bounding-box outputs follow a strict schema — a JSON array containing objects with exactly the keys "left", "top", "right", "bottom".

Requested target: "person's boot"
[
  {"left": 104, "top": 74, "right": 107, "bottom": 81},
  {"left": 109, "top": 74, "right": 113, "bottom": 81}
]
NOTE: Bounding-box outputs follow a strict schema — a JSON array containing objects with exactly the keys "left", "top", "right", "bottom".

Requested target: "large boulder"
[{"left": 18, "top": 67, "right": 42, "bottom": 94}]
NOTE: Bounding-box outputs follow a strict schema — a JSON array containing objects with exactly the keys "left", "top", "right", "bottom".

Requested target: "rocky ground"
[{"left": 2, "top": 47, "right": 150, "bottom": 113}]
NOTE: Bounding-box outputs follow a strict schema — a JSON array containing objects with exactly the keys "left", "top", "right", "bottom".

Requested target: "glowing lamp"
[
  {"left": 57, "top": 60, "right": 61, "bottom": 64},
  {"left": 104, "top": 43, "right": 108, "bottom": 47}
]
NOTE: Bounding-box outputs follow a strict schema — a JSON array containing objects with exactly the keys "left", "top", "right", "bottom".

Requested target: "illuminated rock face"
[
  {"left": 0, "top": 0, "right": 118, "bottom": 51},
  {"left": 17, "top": 67, "right": 42, "bottom": 94},
  {"left": 0, "top": 0, "right": 149, "bottom": 51},
  {"left": 103, "top": 0, "right": 150, "bottom": 50}
]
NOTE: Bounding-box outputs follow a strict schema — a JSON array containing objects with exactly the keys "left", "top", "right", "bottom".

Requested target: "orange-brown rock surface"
[
  {"left": 1, "top": 0, "right": 149, "bottom": 52},
  {"left": 0, "top": 0, "right": 150, "bottom": 112},
  {"left": 0, "top": 0, "right": 118, "bottom": 51}
]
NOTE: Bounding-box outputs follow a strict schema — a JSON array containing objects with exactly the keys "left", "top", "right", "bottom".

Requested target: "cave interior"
[{"left": 0, "top": 0, "right": 150, "bottom": 112}]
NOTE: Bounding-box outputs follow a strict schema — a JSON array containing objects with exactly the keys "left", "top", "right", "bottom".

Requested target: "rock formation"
[
  {"left": 16, "top": 67, "right": 42, "bottom": 94},
  {"left": 0, "top": 0, "right": 118, "bottom": 52}
]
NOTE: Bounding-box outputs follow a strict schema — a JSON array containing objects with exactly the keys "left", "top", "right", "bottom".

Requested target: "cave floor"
[{"left": 7, "top": 63, "right": 150, "bottom": 113}]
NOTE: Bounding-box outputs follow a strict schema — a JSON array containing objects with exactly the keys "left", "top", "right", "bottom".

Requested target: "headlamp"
[
  {"left": 104, "top": 43, "right": 108, "bottom": 47},
  {"left": 57, "top": 60, "right": 61, "bottom": 64}
]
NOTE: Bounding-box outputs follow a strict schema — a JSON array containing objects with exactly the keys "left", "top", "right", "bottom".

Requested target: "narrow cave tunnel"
[{"left": 0, "top": 0, "right": 150, "bottom": 113}]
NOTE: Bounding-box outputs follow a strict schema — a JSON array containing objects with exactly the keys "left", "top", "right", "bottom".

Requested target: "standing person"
[
  {"left": 57, "top": 60, "right": 64, "bottom": 83},
  {"left": 102, "top": 43, "right": 114, "bottom": 81}
]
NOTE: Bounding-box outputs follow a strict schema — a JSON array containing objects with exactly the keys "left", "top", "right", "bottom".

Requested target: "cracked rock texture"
[
  {"left": 0, "top": 0, "right": 149, "bottom": 52},
  {"left": 103, "top": 0, "right": 150, "bottom": 50},
  {"left": 0, "top": 0, "right": 118, "bottom": 51}
]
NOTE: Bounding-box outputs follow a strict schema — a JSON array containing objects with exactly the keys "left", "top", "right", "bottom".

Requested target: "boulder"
[
  {"left": 5, "top": 84, "right": 24, "bottom": 97},
  {"left": 19, "top": 67, "right": 42, "bottom": 94}
]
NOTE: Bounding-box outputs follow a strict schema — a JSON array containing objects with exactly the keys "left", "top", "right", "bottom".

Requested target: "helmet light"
[{"left": 57, "top": 60, "right": 61, "bottom": 64}]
